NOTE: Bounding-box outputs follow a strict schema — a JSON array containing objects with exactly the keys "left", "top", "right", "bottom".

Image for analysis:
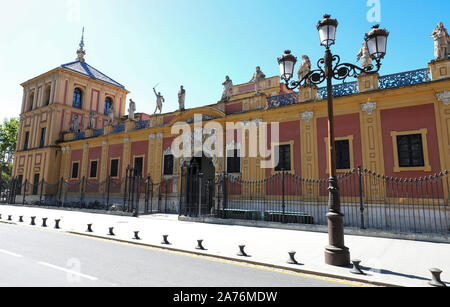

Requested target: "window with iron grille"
[
  {"left": 275, "top": 144, "right": 291, "bottom": 172},
  {"left": 335, "top": 140, "right": 351, "bottom": 170},
  {"left": 134, "top": 157, "right": 144, "bottom": 177},
  {"left": 397, "top": 134, "right": 425, "bottom": 167},
  {"left": 110, "top": 159, "right": 119, "bottom": 178},
  {"left": 227, "top": 150, "right": 241, "bottom": 173},
  {"left": 163, "top": 155, "right": 174, "bottom": 175},
  {"left": 89, "top": 161, "right": 98, "bottom": 179},
  {"left": 71, "top": 162, "right": 79, "bottom": 179}
]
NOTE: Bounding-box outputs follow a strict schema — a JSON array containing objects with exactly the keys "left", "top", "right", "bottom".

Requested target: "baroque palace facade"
[{"left": 11, "top": 36, "right": 450, "bottom": 208}]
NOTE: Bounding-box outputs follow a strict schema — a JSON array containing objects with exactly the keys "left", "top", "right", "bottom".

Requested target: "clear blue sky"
[{"left": 0, "top": 0, "right": 448, "bottom": 119}]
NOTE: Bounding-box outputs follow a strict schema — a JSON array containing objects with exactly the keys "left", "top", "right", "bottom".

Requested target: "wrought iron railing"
[
  {"left": 180, "top": 168, "right": 449, "bottom": 235},
  {"left": 5, "top": 173, "right": 175, "bottom": 216},
  {"left": 113, "top": 124, "right": 125, "bottom": 134},
  {"left": 75, "top": 131, "right": 85, "bottom": 140},
  {"left": 267, "top": 92, "right": 299, "bottom": 108},
  {"left": 93, "top": 128, "right": 104, "bottom": 137},
  {"left": 379, "top": 68, "right": 431, "bottom": 90},
  {"left": 317, "top": 81, "right": 359, "bottom": 99},
  {"left": 136, "top": 120, "right": 150, "bottom": 130}
]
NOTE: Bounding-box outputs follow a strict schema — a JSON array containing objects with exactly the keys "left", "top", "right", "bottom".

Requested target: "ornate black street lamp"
[{"left": 278, "top": 15, "right": 389, "bottom": 266}]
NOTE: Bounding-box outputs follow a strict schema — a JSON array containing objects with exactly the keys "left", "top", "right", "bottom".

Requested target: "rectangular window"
[
  {"left": 24, "top": 132, "right": 30, "bottom": 150},
  {"left": 89, "top": 161, "right": 98, "bottom": 179},
  {"left": 39, "top": 128, "right": 46, "bottom": 148},
  {"left": 275, "top": 144, "right": 291, "bottom": 172},
  {"left": 335, "top": 140, "right": 351, "bottom": 170},
  {"left": 163, "top": 155, "right": 174, "bottom": 175},
  {"left": 397, "top": 134, "right": 425, "bottom": 167},
  {"left": 17, "top": 175, "right": 23, "bottom": 195},
  {"left": 110, "top": 159, "right": 119, "bottom": 178},
  {"left": 227, "top": 150, "right": 241, "bottom": 173},
  {"left": 134, "top": 157, "right": 144, "bottom": 177},
  {"left": 71, "top": 162, "right": 79, "bottom": 179},
  {"left": 33, "top": 174, "right": 40, "bottom": 195}
]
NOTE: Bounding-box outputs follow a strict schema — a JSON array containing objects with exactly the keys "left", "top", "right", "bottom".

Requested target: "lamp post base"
[{"left": 325, "top": 245, "right": 350, "bottom": 267}]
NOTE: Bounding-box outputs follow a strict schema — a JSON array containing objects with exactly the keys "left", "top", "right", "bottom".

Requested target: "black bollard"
[
  {"left": 237, "top": 245, "right": 249, "bottom": 257},
  {"left": 287, "top": 251, "right": 298, "bottom": 265},
  {"left": 196, "top": 239, "right": 206, "bottom": 250},
  {"left": 0, "top": 214, "right": 2, "bottom": 219},
  {"left": 54, "top": 219, "right": 61, "bottom": 229},
  {"left": 30, "top": 216, "right": 36, "bottom": 226},
  {"left": 19, "top": 216, "right": 24, "bottom": 223},
  {"left": 42, "top": 218, "right": 48, "bottom": 227},
  {"left": 350, "top": 259, "right": 365, "bottom": 275},
  {"left": 86, "top": 224, "right": 93, "bottom": 233},
  {"left": 161, "top": 235, "right": 170, "bottom": 245},
  {"left": 108, "top": 227, "right": 115, "bottom": 236},
  {"left": 7, "top": 215, "right": 12, "bottom": 221},
  {"left": 429, "top": 268, "right": 447, "bottom": 287},
  {"left": 133, "top": 231, "right": 141, "bottom": 240}
]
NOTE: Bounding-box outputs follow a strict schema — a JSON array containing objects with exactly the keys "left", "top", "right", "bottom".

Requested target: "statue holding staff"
[{"left": 153, "top": 85, "right": 165, "bottom": 114}]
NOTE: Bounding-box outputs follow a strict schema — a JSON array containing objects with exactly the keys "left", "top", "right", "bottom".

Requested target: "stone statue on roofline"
[
  {"left": 357, "top": 42, "right": 373, "bottom": 70},
  {"left": 297, "top": 55, "right": 312, "bottom": 85},
  {"left": 128, "top": 99, "right": 136, "bottom": 121},
  {"left": 431, "top": 22, "right": 450, "bottom": 61},
  {"left": 153, "top": 86, "right": 164, "bottom": 114},
  {"left": 221, "top": 76, "right": 233, "bottom": 101},
  {"left": 107, "top": 105, "right": 115, "bottom": 125},
  {"left": 71, "top": 114, "right": 80, "bottom": 132},
  {"left": 178, "top": 85, "right": 186, "bottom": 111},
  {"left": 250, "top": 66, "right": 266, "bottom": 94}
]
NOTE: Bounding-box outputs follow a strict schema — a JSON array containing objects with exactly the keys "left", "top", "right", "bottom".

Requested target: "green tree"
[{"left": 0, "top": 117, "right": 20, "bottom": 190}]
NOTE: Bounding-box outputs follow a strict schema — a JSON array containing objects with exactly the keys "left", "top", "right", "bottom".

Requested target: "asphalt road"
[{"left": 0, "top": 222, "right": 361, "bottom": 287}]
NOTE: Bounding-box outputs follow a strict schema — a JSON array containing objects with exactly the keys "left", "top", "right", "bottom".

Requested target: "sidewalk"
[{"left": 0, "top": 204, "right": 448, "bottom": 287}]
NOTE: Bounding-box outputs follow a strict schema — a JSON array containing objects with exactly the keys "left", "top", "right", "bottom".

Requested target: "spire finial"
[{"left": 76, "top": 27, "right": 86, "bottom": 62}]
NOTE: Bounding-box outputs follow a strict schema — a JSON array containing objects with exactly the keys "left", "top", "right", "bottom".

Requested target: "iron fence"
[
  {"left": 4, "top": 167, "right": 177, "bottom": 215},
  {"left": 181, "top": 167, "right": 449, "bottom": 235}
]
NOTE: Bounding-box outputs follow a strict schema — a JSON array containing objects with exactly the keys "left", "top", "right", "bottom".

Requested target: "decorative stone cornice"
[
  {"left": 301, "top": 111, "right": 314, "bottom": 122},
  {"left": 436, "top": 91, "right": 450, "bottom": 105},
  {"left": 361, "top": 101, "right": 377, "bottom": 115}
]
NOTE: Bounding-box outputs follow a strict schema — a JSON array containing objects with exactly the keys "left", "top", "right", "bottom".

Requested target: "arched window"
[
  {"left": 73, "top": 88, "right": 83, "bottom": 109},
  {"left": 104, "top": 97, "right": 113, "bottom": 115}
]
